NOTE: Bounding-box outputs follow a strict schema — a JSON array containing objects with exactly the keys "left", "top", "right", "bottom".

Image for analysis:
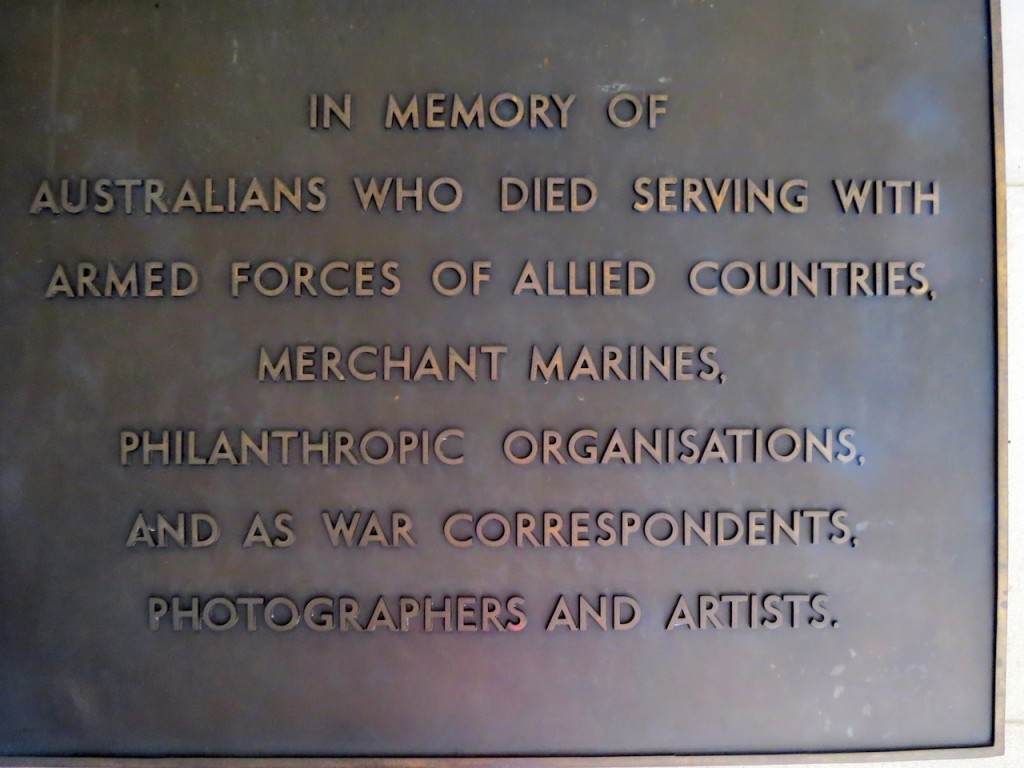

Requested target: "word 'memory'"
[
  {"left": 258, "top": 344, "right": 508, "bottom": 382},
  {"left": 149, "top": 594, "right": 527, "bottom": 633},
  {"left": 383, "top": 92, "right": 576, "bottom": 129},
  {"left": 443, "top": 508, "right": 851, "bottom": 548},
  {"left": 30, "top": 177, "right": 326, "bottom": 214},
  {"left": 119, "top": 428, "right": 464, "bottom": 466},
  {"left": 503, "top": 426, "right": 858, "bottom": 466}
]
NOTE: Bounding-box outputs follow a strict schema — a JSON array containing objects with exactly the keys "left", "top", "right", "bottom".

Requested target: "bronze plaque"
[{"left": 0, "top": 1, "right": 1005, "bottom": 764}]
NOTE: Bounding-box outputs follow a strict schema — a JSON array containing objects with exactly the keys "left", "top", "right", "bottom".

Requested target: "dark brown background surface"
[{"left": 0, "top": 0, "right": 999, "bottom": 758}]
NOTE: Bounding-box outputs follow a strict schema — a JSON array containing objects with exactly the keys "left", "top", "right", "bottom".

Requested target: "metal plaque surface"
[{"left": 0, "top": 1, "right": 1005, "bottom": 764}]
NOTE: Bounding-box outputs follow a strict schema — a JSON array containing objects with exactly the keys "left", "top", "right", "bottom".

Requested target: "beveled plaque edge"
[{"left": 992, "top": 0, "right": 1010, "bottom": 759}]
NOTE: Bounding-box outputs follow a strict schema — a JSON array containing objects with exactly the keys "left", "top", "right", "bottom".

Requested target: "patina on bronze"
[{"left": 0, "top": 1, "right": 1005, "bottom": 764}]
